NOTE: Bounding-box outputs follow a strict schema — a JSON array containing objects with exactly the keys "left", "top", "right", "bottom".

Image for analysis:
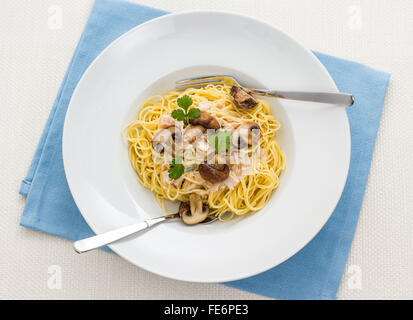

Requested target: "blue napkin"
[{"left": 19, "top": 0, "right": 390, "bottom": 300}]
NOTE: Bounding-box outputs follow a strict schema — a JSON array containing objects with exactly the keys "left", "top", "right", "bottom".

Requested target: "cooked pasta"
[{"left": 123, "top": 83, "right": 285, "bottom": 222}]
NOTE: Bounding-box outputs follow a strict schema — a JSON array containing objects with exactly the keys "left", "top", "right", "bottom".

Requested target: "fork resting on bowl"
[{"left": 176, "top": 75, "right": 354, "bottom": 106}]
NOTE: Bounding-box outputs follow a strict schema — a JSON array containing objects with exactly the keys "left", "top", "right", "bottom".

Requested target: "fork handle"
[
  {"left": 73, "top": 216, "right": 168, "bottom": 254},
  {"left": 249, "top": 89, "right": 354, "bottom": 106}
]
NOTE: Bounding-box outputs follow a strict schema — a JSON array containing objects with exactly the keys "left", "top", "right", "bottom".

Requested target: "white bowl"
[{"left": 63, "top": 11, "right": 350, "bottom": 282}]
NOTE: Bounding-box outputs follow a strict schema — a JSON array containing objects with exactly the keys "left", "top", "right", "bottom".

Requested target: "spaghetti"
[{"left": 123, "top": 83, "right": 285, "bottom": 221}]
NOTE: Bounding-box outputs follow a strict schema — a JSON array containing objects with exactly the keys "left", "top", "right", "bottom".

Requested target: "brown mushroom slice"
[
  {"left": 232, "top": 121, "right": 260, "bottom": 148},
  {"left": 230, "top": 86, "right": 258, "bottom": 109},
  {"left": 189, "top": 111, "right": 220, "bottom": 130},
  {"left": 198, "top": 163, "right": 230, "bottom": 183},
  {"left": 152, "top": 126, "right": 181, "bottom": 156},
  {"left": 179, "top": 194, "right": 209, "bottom": 225}
]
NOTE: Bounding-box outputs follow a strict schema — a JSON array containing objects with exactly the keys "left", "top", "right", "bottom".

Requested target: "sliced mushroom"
[
  {"left": 178, "top": 202, "right": 191, "bottom": 218},
  {"left": 230, "top": 86, "right": 258, "bottom": 109},
  {"left": 189, "top": 111, "right": 220, "bottom": 130},
  {"left": 232, "top": 121, "right": 260, "bottom": 148},
  {"left": 152, "top": 126, "right": 181, "bottom": 156},
  {"left": 198, "top": 163, "right": 230, "bottom": 183},
  {"left": 179, "top": 194, "right": 209, "bottom": 225}
]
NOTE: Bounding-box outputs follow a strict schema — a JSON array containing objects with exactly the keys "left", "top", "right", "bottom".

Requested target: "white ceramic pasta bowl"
[{"left": 63, "top": 11, "right": 350, "bottom": 282}]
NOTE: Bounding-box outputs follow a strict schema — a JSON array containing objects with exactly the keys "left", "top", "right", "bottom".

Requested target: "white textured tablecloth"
[{"left": 1, "top": 0, "right": 412, "bottom": 300}]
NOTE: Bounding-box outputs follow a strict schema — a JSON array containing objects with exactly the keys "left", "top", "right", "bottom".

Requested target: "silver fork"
[
  {"left": 176, "top": 75, "right": 354, "bottom": 106},
  {"left": 73, "top": 213, "right": 219, "bottom": 254}
]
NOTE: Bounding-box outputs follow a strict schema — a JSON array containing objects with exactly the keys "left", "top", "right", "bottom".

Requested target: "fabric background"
[{"left": 1, "top": 0, "right": 412, "bottom": 299}]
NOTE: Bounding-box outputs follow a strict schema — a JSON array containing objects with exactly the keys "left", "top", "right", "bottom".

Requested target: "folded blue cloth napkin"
[{"left": 19, "top": 0, "right": 390, "bottom": 300}]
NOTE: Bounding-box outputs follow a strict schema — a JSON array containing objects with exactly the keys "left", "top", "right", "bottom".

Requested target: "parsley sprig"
[
  {"left": 171, "top": 95, "right": 200, "bottom": 122},
  {"left": 168, "top": 157, "right": 185, "bottom": 180},
  {"left": 208, "top": 131, "right": 232, "bottom": 151}
]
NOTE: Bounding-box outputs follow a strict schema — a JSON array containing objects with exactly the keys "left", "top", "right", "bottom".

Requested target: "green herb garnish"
[
  {"left": 168, "top": 157, "right": 185, "bottom": 180},
  {"left": 171, "top": 95, "right": 200, "bottom": 122},
  {"left": 208, "top": 131, "right": 232, "bottom": 151}
]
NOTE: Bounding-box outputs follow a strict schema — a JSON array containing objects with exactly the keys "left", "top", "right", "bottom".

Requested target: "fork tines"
[{"left": 175, "top": 74, "right": 235, "bottom": 90}]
